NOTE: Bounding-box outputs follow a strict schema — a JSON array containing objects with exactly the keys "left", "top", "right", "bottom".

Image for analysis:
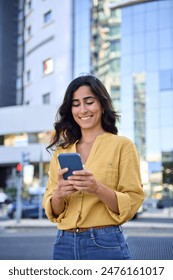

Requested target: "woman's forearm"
[
  {"left": 51, "top": 194, "right": 65, "bottom": 216},
  {"left": 94, "top": 182, "right": 119, "bottom": 214}
]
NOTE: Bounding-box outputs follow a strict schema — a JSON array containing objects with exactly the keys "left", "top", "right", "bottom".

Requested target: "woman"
[{"left": 42, "top": 75, "right": 144, "bottom": 260}]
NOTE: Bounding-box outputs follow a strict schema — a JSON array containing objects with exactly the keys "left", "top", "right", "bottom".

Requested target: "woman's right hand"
[
  {"left": 54, "top": 168, "right": 77, "bottom": 199},
  {"left": 51, "top": 168, "right": 76, "bottom": 217}
]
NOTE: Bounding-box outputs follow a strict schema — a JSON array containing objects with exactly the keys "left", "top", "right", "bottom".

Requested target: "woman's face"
[{"left": 71, "top": 85, "right": 103, "bottom": 131}]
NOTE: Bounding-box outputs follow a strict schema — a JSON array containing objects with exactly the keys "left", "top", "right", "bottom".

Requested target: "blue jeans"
[{"left": 53, "top": 226, "right": 132, "bottom": 260}]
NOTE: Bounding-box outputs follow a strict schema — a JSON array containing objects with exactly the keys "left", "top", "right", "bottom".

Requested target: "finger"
[
  {"left": 58, "top": 168, "right": 69, "bottom": 182},
  {"left": 68, "top": 174, "right": 94, "bottom": 183},
  {"left": 62, "top": 185, "right": 76, "bottom": 191},
  {"left": 68, "top": 175, "right": 85, "bottom": 181},
  {"left": 68, "top": 180, "right": 86, "bottom": 187},
  {"left": 72, "top": 170, "right": 91, "bottom": 176},
  {"left": 58, "top": 167, "right": 68, "bottom": 177},
  {"left": 68, "top": 176, "right": 87, "bottom": 185},
  {"left": 58, "top": 181, "right": 75, "bottom": 190}
]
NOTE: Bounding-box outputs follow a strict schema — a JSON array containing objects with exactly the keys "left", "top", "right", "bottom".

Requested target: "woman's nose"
[{"left": 79, "top": 103, "right": 88, "bottom": 113}]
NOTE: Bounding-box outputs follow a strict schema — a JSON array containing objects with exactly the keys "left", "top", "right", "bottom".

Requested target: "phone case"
[{"left": 58, "top": 153, "right": 83, "bottom": 180}]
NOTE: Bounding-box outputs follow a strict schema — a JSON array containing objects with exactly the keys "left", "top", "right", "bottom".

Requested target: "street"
[
  {"left": 0, "top": 208, "right": 173, "bottom": 260},
  {"left": 124, "top": 227, "right": 173, "bottom": 260}
]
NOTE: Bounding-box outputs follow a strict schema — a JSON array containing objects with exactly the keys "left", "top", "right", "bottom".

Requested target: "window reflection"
[
  {"left": 146, "top": 52, "right": 159, "bottom": 71},
  {"left": 133, "top": 73, "right": 146, "bottom": 160},
  {"left": 146, "top": 11, "right": 158, "bottom": 30},
  {"left": 146, "top": 31, "right": 158, "bottom": 51},
  {"left": 159, "top": 8, "right": 171, "bottom": 29},
  {"left": 159, "top": 70, "right": 173, "bottom": 90}
]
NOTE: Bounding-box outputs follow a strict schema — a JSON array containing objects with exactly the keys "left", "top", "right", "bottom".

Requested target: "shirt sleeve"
[
  {"left": 42, "top": 151, "right": 68, "bottom": 223},
  {"left": 106, "top": 140, "right": 144, "bottom": 224}
]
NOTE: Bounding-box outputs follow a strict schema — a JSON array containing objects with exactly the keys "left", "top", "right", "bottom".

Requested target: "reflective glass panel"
[
  {"left": 159, "top": 29, "right": 172, "bottom": 49},
  {"left": 159, "top": 9, "right": 172, "bottom": 29}
]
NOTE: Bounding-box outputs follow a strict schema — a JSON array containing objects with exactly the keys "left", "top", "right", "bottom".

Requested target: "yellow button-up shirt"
[{"left": 42, "top": 132, "right": 144, "bottom": 229}]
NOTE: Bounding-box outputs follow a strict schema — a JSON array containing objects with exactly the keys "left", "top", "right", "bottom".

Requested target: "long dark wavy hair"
[{"left": 47, "top": 75, "right": 120, "bottom": 150}]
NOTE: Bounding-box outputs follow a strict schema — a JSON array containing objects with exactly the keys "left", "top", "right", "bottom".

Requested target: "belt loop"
[
  {"left": 58, "top": 229, "right": 63, "bottom": 237},
  {"left": 119, "top": 225, "right": 123, "bottom": 232},
  {"left": 89, "top": 228, "right": 95, "bottom": 239}
]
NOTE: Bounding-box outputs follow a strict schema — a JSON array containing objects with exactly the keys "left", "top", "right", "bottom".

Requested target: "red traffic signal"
[{"left": 16, "top": 163, "right": 23, "bottom": 172}]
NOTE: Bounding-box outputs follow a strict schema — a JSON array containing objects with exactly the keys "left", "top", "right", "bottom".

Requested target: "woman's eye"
[
  {"left": 86, "top": 101, "right": 94, "bottom": 105},
  {"left": 72, "top": 103, "right": 80, "bottom": 107}
]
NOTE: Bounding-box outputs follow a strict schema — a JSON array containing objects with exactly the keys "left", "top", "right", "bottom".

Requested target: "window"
[
  {"left": 111, "top": 8, "right": 121, "bottom": 19},
  {"left": 27, "top": 26, "right": 31, "bottom": 37},
  {"left": 159, "top": 69, "right": 173, "bottom": 90},
  {"left": 17, "top": 61, "right": 23, "bottom": 76},
  {"left": 18, "top": 11, "right": 24, "bottom": 20},
  {"left": 110, "top": 58, "right": 120, "bottom": 73},
  {"left": 44, "top": 10, "right": 52, "bottom": 23},
  {"left": 110, "top": 40, "right": 120, "bottom": 52},
  {"left": 18, "top": 21, "right": 24, "bottom": 34},
  {"left": 109, "top": 25, "right": 120, "bottom": 37},
  {"left": 18, "top": 0, "right": 24, "bottom": 9},
  {"left": 133, "top": 73, "right": 146, "bottom": 159},
  {"left": 17, "top": 35, "right": 23, "bottom": 45},
  {"left": 26, "top": 70, "right": 31, "bottom": 82},
  {"left": 111, "top": 86, "right": 120, "bottom": 111},
  {"left": 42, "top": 93, "right": 50, "bottom": 104},
  {"left": 43, "top": 58, "right": 53, "bottom": 74},
  {"left": 28, "top": 0, "right": 32, "bottom": 10},
  {"left": 16, "top": 77, "right": 22, "bottom": 89},
  {"left": 111, "top": 86, "right": 120, "bottom": 99}
]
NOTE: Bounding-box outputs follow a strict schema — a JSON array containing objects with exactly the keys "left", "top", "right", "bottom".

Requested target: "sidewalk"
[
  {"left": 0, "top": 217, "right": 56, "bottom": 230},
  {"left": 124, "top": 207, "right": 173, "bottom": 229},
  {"left": 0, "top": 208, "right": 173, "bottom": 230}
]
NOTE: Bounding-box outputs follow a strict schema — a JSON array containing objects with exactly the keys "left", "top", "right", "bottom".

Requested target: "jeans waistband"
[
  {"left": 66, "top": 225, "right": 117, "bottom": 233},
  {"left": 58, "top": 225, "right": 122, "bottom": 237}
]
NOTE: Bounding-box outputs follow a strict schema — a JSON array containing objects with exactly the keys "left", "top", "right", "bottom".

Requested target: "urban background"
[
  {"left": 0, "top": 0, "right": 173, "bottom": 210},
  {"left": 0, "top": 0, "right": 173, "bottom": 260}
]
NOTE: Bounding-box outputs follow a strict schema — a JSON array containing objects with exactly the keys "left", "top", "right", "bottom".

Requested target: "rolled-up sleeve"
[{"left": 105, "top": 141, "right": 144, "bottom": 224}]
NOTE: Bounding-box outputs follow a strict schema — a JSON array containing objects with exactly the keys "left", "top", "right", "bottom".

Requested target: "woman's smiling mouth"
[{"left": 79, "top": 116, "right": 92, "bottom": 120}]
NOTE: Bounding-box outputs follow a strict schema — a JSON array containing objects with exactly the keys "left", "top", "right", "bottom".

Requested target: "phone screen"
[{"left": 58, "top": 153, "right": 83, "bottom": 180}]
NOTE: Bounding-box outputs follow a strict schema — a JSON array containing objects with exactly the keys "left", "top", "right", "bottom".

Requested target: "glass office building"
[{"left": 91, "top": 0, "right": 173, "bottom": 201}]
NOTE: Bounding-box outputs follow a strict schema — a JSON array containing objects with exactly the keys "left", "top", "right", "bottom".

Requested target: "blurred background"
[{"left": 0, "top": 0, "right": 173, "bottom": 220}]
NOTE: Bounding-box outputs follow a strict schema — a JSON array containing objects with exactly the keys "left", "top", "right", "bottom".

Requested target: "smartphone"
[{"left": 58, "top": 153, "right": 83, "bottom": 180}]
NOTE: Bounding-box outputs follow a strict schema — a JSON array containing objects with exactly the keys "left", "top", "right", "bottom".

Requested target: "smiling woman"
[{"left": 42, "top": 74, "right": 144, "bottom": 260}]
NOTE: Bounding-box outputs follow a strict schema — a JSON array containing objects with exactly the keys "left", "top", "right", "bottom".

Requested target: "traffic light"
[{"left": 16, "top": 163, "right": 23, "bottom": 176}]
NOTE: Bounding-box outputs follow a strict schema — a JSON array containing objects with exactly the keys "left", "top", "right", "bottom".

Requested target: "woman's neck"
[{"left": 79, "top": 129, "right": 105, "bottom": 144}]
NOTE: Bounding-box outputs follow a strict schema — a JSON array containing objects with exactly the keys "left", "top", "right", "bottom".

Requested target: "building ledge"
[
  {"left": 0, "top": 105, "right": 57, "bottom": 135},
  {"left": 110, "top": 0, "right": 152, "bottom": 9},
  {"left": 0, "top": 143, "right": 51, "bottom": 165}
]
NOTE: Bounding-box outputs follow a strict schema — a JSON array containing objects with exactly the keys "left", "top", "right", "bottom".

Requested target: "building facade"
[
  {"left": 0, "top": 0, "right": 74, "bottom": 192},
  {"left": 0, "top": 0, "right": 92, "bottom": 193},
  {"left": 90, "top": 0, "right": 173, "bottom": 201}
]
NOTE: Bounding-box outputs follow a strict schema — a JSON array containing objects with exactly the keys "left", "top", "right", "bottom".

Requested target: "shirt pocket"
[
  {"left": 93, "top": 165, "right": 118, "bottom": 190},
  {"left": 106, "top": 166, "right": 119, "bottom": 189}
]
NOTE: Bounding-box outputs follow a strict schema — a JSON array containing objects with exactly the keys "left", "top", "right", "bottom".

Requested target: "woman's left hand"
[
  {"left": 68, "top": 170, "right": 119, "bottom": 214},
  {"left": 67, "top": 170, "right": 98, "bottom": 194}
]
